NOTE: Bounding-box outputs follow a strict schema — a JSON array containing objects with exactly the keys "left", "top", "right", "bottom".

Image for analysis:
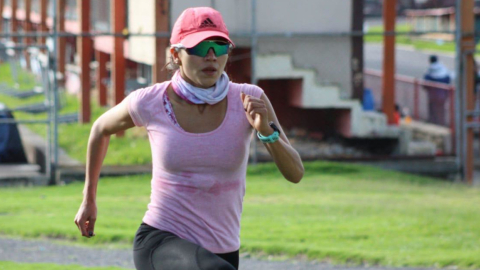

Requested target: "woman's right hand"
[{"left": 74, "top": 200, "right": 97, "bottom": 238}]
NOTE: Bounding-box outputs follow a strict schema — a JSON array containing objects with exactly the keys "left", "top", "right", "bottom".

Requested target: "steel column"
[
  {"left": 0, "top": 0, "right": 4, "bottom": 36},
  {"left": 382, "top": 0, "right": 397, "bottom": 125},
  {"left": 40, "top": 0, "right": 47, "bottom": 45},
  {"left": 414, "top": 79, "right": 419, "bottom": 120},
  {"left": 251, "top": 0, "right": 258, "bottom": 164},
  {"left": 153, "top": 0, "right": 169, "bottom": 83},
  {"left": 24, "top": 0, "right": 32, "bottom": 69},
  {"left": 96, "top": 50, "right": 108, "bottom": 106},
  {"left": 111, "top": 0, "right": 125, "bottom": 136},
  {"left": 10, "top": 0, "right": 17, "bottom": 43},
  {"left": 111, "top": 0, "right": 125, "bottom": 105},
  {"left": 78, "top": 0, "right": 91, "bottom": 123},
  {"left": 464, "top": 52, "right": 475, "bottom": 184},
  {"left": 449, "top": 86, "right": 456, "bottom": 155},
  {"left": 455, "top": 0, "right": 463, "bottom": 177},
  {"left": 50, "top": 0, "right": 59, "bottom": 184},
  {"left": 455, "top": 0, "right": 476, "bottom": 184},
  {"left": 351, "top": 0, "right": 364, "bottom": 101},
  {"left": 56, "top": 0, "right": 65, "bottom": 86}
]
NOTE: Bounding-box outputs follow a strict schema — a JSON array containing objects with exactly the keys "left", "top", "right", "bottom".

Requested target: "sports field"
[{"left": 1, "top": 162, "right": 479, "bottom": 268}]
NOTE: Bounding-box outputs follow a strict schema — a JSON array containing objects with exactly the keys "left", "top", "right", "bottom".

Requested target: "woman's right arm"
[{"left": 74, "top": 99, "right": 135, "bottom": 238}]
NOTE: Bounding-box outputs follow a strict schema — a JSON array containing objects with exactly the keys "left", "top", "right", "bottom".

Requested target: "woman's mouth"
[{"left": 202, "top": 67, "right": 217, "bottom": 76}]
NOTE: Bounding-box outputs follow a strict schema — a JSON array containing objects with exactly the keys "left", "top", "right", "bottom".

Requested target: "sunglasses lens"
[{"left": 186, "top": 41, "right": 230, "bottom": 57}]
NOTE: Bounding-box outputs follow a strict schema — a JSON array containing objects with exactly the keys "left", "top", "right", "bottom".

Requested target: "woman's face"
[{"left": 173, "top": 38, "right": 229, "bottom": 88}]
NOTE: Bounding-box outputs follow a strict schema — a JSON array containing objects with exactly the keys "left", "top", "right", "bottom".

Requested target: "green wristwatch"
[{"left": 257, "top": 122, "right": 281, "bottom": 143}]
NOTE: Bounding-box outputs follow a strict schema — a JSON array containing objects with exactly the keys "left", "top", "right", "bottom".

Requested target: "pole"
[
  {"left": 10, "top": 0, "right": 17, "bottom": 43},
  {"left": 0, "top": 0, "right": 4, "bottom": 37},
  {"left": 40, "top": 0, "right": 47, "bottom": 45},
  {"left": 50, "top": 0, "right": 59, "bottom": 184},
  {"left": 449, "top": 86, "right": 455, "bottom": 155},
  {"left": 111, "top": 0, "right": 125, "bottom": 137},
  {"left": 382, "top": 0, "right": 397, "bottom": 125},
  {"left": 152, "top": 0, "right": 169, "bottom": 83},
  {"left": 78, "top": 0, "right": 91, "bottom": 123},
  {"left": 455, "top": 0, "right": 476, "bottom": 184},
  {"left": 414, "top": 79, "right": 419, "bottom": 120},
  {"left": 56, "top": 0, "right": 65, "bottom": 86},
  {"left": 250, "top": 0, "right": 258, "bottom": 164},
  {"left": 461, "top": 0, "right": 475, "bottom": 184},
  {"left": 351, "top": 0, "right": 364, "bottom": 100},
  {"left": 24, "top": 0, "right": 32, "bottom": 70},
  {"left": 96, "top": 50, "right": 108, "bottom": 106},
  {"left": 455, "top": 0, "right": 464, "bottom": 178}
]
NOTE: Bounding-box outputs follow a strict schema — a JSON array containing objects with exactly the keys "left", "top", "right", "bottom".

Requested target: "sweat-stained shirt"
[{"left": 126, "top": 80, "right": 263, "bottom": 254}]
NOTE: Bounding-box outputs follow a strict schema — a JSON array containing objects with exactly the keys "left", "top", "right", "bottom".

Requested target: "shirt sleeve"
[
  {"left": 242, "top": 84, "right": 264, "bottom": 99},
  {"left": 125, "top": 86, "right": 154, "bottom": 127}
]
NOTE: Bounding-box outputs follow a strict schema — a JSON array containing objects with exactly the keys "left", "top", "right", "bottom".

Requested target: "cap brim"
[{"left": 181, "top": 31, "right": 235, "bottom": 48}]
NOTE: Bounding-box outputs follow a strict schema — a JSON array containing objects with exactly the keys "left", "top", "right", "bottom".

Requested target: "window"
[{"left": 91, "top": 0, "right": 110, "bottom": 32}]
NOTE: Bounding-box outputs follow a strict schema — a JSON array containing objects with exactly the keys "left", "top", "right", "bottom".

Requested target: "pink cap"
[{"left": 170, "top": 7, "right": 235, "bottom": 48}]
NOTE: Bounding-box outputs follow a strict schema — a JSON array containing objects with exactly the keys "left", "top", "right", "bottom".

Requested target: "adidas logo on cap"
[{"left": 200, "top": 18, "right": 217, "bottom": 28}]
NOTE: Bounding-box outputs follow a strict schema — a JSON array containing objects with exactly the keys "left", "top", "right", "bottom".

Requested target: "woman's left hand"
[{"left": 240, "top": 92, "right": 272, "bottom": 135}]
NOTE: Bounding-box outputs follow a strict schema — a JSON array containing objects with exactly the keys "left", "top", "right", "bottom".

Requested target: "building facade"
[{"left": 1, "top": 0, "right": 397, "bottom": 138}]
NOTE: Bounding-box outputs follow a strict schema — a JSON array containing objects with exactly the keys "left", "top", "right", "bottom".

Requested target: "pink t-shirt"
[{"left": 126, "top": 81, "right": 264, "bottom": 253}]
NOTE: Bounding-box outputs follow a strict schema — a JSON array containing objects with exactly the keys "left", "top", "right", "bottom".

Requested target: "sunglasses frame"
[{"left": 173, "top": 40, "right": 232, "bottom": 57}]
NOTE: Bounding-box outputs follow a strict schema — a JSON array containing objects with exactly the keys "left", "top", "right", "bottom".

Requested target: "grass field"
[
  {"left": 1, "top": 162, "right": 479, "bottom": 268},
  {"left": 0, "top": 261, "right": 128, "bottom": 270},
  {"left": 0, "top": 63, "right": 152, "bottom": 165}
]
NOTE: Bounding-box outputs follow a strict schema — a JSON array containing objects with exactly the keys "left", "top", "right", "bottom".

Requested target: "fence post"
[
  {"left": 414, "top": 79, "right": 419, "bottom": 120},
  {"left": 449, "top": 86, "right": 456, "bottom": 155}
]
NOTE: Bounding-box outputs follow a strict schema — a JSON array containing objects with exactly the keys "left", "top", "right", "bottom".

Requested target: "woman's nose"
[{"left": 205, "top": 48, "right": 217, "bottom": 60}]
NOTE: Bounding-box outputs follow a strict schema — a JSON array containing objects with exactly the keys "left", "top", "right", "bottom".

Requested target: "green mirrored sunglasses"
[{"left": 174, "top": 40, "right": 231, "bottom": 57}]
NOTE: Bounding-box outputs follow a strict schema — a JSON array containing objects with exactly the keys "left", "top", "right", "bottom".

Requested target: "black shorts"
[{"left": 133, "top": 223, "right": 238, "bottom": 270}]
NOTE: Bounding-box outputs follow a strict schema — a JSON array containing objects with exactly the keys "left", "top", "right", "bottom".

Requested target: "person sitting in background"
[{"left": 423, "top": 55, "right": 451, "bottom": 126}]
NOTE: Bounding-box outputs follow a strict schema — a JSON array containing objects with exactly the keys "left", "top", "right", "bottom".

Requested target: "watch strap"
[{"left": 257, "top": 130, "right": 280, "bottom": 143}]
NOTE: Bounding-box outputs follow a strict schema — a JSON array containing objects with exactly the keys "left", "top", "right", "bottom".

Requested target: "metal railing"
[
  {"left": 0, "top": 43, "right": 59, "bottom": 183},
  {"left": 364, "top": 68, "right": 455, "bottom": 126},
  {"left": 364, "top": 68, "right": 456, "bottom": 155}
]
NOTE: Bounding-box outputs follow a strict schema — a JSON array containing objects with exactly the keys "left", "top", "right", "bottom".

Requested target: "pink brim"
[{"left": 181, "top": 31, "right": 235, "bottom": 48}]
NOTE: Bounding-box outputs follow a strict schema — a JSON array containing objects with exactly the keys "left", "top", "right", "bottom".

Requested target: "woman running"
[{"left": 74, "top": 6, "right": 304, "bottom": 270}]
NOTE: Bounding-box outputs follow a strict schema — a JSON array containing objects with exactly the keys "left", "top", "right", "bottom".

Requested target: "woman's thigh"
[{"left": 133, "top": 223, "right": 237, "bottom": 270}]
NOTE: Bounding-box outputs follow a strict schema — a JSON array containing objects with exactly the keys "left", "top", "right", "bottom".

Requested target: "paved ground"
[
  {"left": 364, "top": 43, "right": 455, "bottom": 79},
  {"left": 0, "top": 237, "right": 437, "bottom": 270}
]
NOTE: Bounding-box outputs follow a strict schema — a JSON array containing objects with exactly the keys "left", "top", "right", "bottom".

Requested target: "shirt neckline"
[{"left": 160, "top": 81, "right": 231, "bottom": 137}]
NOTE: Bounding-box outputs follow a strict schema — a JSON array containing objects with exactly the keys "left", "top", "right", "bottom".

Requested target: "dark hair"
[
  {"left": 165, "top": 53, "right": 180, "bottom": 73},
  {"left": 429, "top": 55, "right": 438, "bottom": 64}
]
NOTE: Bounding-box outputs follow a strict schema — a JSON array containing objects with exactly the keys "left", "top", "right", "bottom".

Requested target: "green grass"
[
  {"left": 0, "top": 261, "right": 128, "bottom": 270},
  {"left": 365, "top": 24, "right": 480, "bottom": 55},
  {"left": 0, "top": 61, "right": 38, "bottom": 91},
  {"left": 0, "top": 63, "right": 152, "bottom": 165},
  {"left": 1, "top": 161, "right": 479, "bottom": 268}
]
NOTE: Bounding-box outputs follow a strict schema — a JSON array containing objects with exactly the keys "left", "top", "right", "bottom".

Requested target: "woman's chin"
[{"left": 197, "top": 78, "right": 218, "bottom": 88}]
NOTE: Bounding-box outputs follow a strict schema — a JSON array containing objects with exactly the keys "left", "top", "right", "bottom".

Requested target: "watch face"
[{"left": 269, "top": 121, "right": 280, "bottom": 134}]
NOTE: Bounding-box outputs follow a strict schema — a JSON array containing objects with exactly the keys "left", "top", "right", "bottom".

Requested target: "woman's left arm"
[{"left": 241, "top": 92, "right": 304, "bottom": 183}]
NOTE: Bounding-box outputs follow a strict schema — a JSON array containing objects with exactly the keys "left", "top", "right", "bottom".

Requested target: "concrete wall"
[
  {"left": 257, "top": 37, "right": 352, "bottom": 98},
  {"left": 171, "top": 0, "right": 354, "bottom": 97},
  {"left": 171, "top": 0, "right": 351, "bottom": 33},
  {"left": 128, "top": 0, "right": 156, "bottom": 65},
  {"left": 128, "top": 0, "right": 354, "bottom": 97}
]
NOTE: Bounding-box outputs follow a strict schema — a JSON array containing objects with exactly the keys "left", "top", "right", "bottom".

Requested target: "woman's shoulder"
[
  {"left": 128, "top": 81, "right": 169, "bottom": 103},
  {"left": 229, "top": 82, "right": 264, "bottom": 98},
  {"left": 134, "top": 81, "right": 169, "bottom": 97}
]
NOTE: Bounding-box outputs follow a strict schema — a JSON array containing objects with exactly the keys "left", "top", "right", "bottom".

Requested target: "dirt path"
[{"left": 0, "top": 236, "right": 436, "bottom": 270}]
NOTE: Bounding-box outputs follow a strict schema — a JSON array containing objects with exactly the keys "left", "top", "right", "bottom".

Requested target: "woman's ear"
[{"left": 170, "top": 48, "right": 181, "bottom": 65}]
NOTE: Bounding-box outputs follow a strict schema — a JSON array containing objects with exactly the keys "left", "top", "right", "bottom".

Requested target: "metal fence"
[{"left": 0, "top": 43, "right": 59, "bottom": 183}]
